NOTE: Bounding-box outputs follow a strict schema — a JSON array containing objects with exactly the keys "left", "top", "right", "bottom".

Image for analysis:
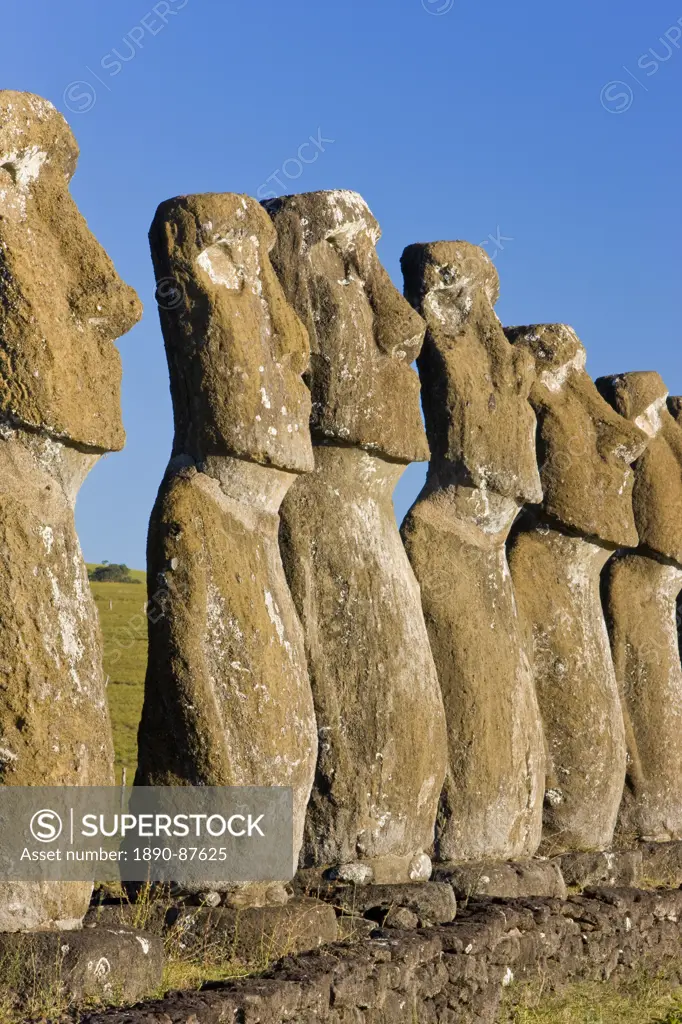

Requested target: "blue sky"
[{"left": 2, "top": 0, "right": 680, "bottom": 568}]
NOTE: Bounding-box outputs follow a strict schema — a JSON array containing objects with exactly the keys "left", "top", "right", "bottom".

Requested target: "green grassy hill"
[{"left": 87, "top": 565, "right": 147, "bottom": 784}]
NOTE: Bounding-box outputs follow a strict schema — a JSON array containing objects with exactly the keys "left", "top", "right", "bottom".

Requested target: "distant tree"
[{"left": 88, "top": 563, "right": 140, "bottom": 584}]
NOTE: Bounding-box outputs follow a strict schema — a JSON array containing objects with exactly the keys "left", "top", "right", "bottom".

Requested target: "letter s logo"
[
  {"left": 30, "top": 809, "right": 63, "bottom": 843},
  {"left": 600, "top": 81, "right": 634, "bottom": 114}
]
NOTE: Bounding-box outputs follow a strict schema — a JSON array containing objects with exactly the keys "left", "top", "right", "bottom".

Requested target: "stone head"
[
  {"left": 505, "top": 324, "right": 648, "bottom": 547},
  {"left": 596, "top": 371, "right": 682, "bottom": 565},
  {"left": 149, "top": 193, "right": 314, "bottom": 474},
  {"left": 263, "top": 190, "right": 429, "bottom": 463},
  {"left": 401, "top": 240, "right": 542, "bottom": 505},
  {"left": 0, "top": 91, "right": 142, "bottom": 451}
]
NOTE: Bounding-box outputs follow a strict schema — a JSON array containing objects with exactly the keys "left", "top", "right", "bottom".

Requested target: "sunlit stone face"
[
  {"left": 506, "top": 324, "right": 648, "bottom": 547},
  {"left": 0, "top": 91, "right": 141, "bottom": 451},
  {"left": 597, "top": 371, "right": 682, "bottom": 565},
  {"left": 264, "top": 190, "right": 430, "bottom": 463},
  {"left": 402, "top": 240, "right": 542, "bottom": 505},
  {"left": 149, "top": 192, "right": 314, "bottom": 473}
]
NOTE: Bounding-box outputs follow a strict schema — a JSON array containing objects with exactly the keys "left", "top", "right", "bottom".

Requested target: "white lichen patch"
[
  {"left": 539, "top": 345, "right": 586, "bottom": 393},
  {"left": 196, "top": 244, "right": 241, "bottom": 289},
  {"left": 1, "top": 145, "right": 48, "bottom": 187},
  {"left": 263, "top": 590, "right": 292, "bottom": 656},
  {"left": 39, "top": 525, "right": 54, "bottom": 554},
  {"left": 323, "top": 189, "right": 380, "bottom": 247},
  {"left": 44, "top": 564, "right": 87, "bottom": 696},
  {"left": 408, "top": 851, "right": 432, "bottom": 881},
  {"left": 417, "top": 774, "right": 437, "bottom": 809},
  {"left": 196, "top": 232, "right": 263, "bottom": 296},
  {"left": 205, "top": 583, "right": 243, "bottom": 665},
  {"left": 89, "top": 957, "right": 111, "bottom": 980},
  {"left": 422, "top": 272, "right": 474, "bottom": 332},
  {"left": 0, "top": 146, "right": 48, "bottom": 219},
  {"left": 0, "top": 747, "right": 18, "bottom": 769},
  {"left": 634, "top": 395, "right": 667, "bottom": 438}
]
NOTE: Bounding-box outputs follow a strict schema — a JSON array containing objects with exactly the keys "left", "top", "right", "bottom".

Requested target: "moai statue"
[
  {"left": 506, "top": 325, "right": 648, "bottom": 853},
  {"left": 0, "top": 91, "right": 141, "bottom": 930},
  {"left": 596, "top": 372, "right": 682, "bottom": 841},
  {"left": 670, "top": 398, "right": 682, "bottom": 666},
  {"left": 264, "top": 191, "right": 447, "bottom": 884},
  {"left": 136, "top": 193, "right": 317, "bottom": 905},
  {"left": 400, "top": 242, "right": 546, "bottom": 862}
]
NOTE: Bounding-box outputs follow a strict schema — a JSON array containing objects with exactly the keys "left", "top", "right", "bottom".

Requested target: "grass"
[
  {"left": 158, "top": 915, "right": 282, "bottom": 994},
  {"left": 0, "top": 940, "right": 68, "bottom": 1023},
  {"left": 83, "top": 884, "right": 300, "bottom": 1006},
  {"left": 0, "top": 884, "right": 263, "bottom": 1022},
  {"left": 0, "top": 935, "right": 125, "bottom": 1024},
  {"left": 0, "top": 899, "right": 246, "bottom": 1023},
  {"left": 88, "top": 564, "right": 147, "bottom": 784},
  {"left": 500, "top": 967, "right": 682, "bottom": 1023}
]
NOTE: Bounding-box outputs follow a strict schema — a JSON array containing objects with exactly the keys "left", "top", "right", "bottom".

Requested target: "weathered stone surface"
[
  {"left": 266, "top": 192, "right": 446, "bottom": 882},
  {"left": 435, "top": 859, "right": 567, "bottom": 900},
  {"left": 149, "top": 193, "right": 312, "bottom": 472},
  {"left": 401, "top": 242, "right": 541, "bottom": 501},
  {"left": 167, "top": 897, "right": 338, "bottom": 962},
  {"left": 0, "top": 926, "right": 162, "bottom": 1008},
  {"left": 316, "top": 882, "right": 457, "bottom": 927},
  {"left": 597, "top": 371, "right": 682, "bottom": 564},
  {"left": 658, "top": 399, "right": 682, "bottom": 685},
  {"left": 640, "top": 840, "right": 682, "bottom": 887},
  {"left": 557, "top": 850, "right": 642, "bottom": 889},
  {"left": 508, "top": 527, "right": 627, "bottom": 854},
  {"left": 675, "top": 401, "right": 682, "bottom": 658},
  {"left": 506, "top": 325, "right": 648, "bottom": 854},
  {"left": 0, "top": 93, "right": 141, "bottom": 931},
  {"left": 383, "top": 906, "right": 420, "bottom": 929},
  {"left": 0, "top": 440, "right": 112, "bottom": 933},
  {"left": 84, "top": 902, "right": 169, "bottom": 935},
  {"left": 400, "top": 242, "right": 545, "bottom": 862},
  {"left": 0, "top": 443, "right": 111, "bottom": 792},
  {"left": 264, "top": 189, "right": 429, "bottom": 463},
  {"left": 81, "top": 888, "right": 682, "bottom": 1024},
  {"left": 336, "top": 914, "right": 377, "bottom": 941},
  {"left": 279, "top": 448, "right": 447, "bottom": 881},
  {"left": 505, "top": 324, "right": 646, "bottom": 547},
  {"left": 136, "top": 194, "right": 317, "bottom": 904},
  {"left": 327, "top": 861, "right": 375, "bottom": 885},
  {"left": 0, "top": 92, "right": 141, "bottom": 450},
  {"left": 605, "top": 553, "right": 682, "bottom": 841},
  {"left": 597, "top": 372, "right": 682, "bottom": 841}
]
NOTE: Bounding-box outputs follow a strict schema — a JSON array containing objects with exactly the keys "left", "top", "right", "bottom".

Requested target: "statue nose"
[
  {"left": 368, "top": 260, "right": 426, "bottom": 361},
  {"left": 82, "top": 274, "right": 142, "bottom": 340},
  {"left": 602, "top": 413, "right": 648, "bottom": 466}
]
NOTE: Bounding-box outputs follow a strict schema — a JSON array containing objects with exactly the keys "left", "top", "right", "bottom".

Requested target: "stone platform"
[
  {"left": 3, "top": 844, "right": 682, "bottom": 1021},
  {"left": 434, "top": 840, "right": 682, "bottom": 899},
  {"left": 0, "top": 925, "right": 163, "bottom": 1011},
  {"left": 80, "top": 885, "right": 682, "bottom": 1023}
]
